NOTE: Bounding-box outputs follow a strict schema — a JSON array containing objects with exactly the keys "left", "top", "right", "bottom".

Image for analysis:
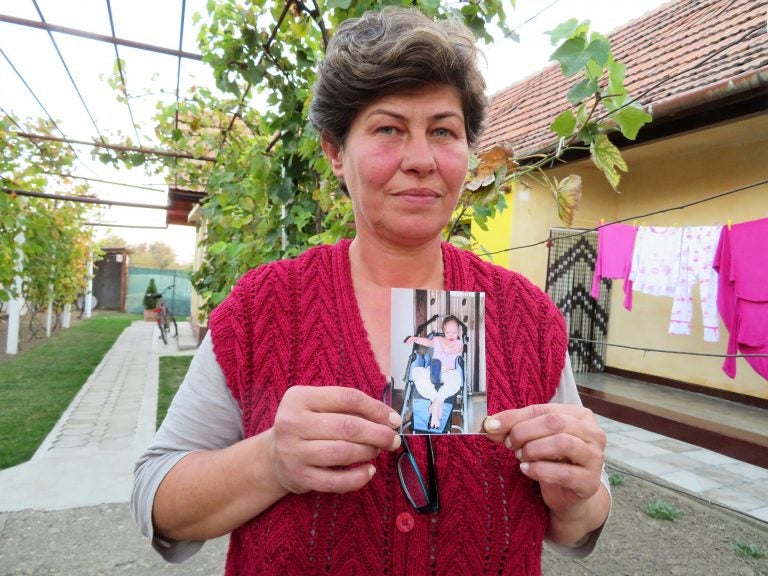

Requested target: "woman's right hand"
[{"left": 269, "top": 385, "right": 402, "bottom": 495}]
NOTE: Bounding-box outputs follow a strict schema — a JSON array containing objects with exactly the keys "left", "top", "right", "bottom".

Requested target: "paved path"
[{"left": 0, "top": 321, "right": 195, "bottom": 512}]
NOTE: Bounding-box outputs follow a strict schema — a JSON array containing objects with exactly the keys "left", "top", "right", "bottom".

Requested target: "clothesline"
[
  {"left": 486, "top": 177, "right": 768, "bottom": 255},
  {"left": 568, "top": 338, "right": 768, "bottom": 358}
]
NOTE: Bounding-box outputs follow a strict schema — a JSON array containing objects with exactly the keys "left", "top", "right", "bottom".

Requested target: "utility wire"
[
  {"left": 0, "top": 49, "right": 95, "bottom": 176},
  {"left": 106, "top": 0, "right": 143, "bottom": 149},
  {"left": 173, "top": 0, "right": 188, "bottom": 192},
  {"left": 486, "top": 178, "right": 768, "bottom": 255},
  {"left": 569, "top": 338, "right": 768, "bottom": 359},
  {"left": 32, "top": 0, "right": 104, "bottom": 142}
]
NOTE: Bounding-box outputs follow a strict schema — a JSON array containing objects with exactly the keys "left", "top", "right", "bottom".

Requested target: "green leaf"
[
  {"left": 325, "top": 0, "right": 353, "bottom": 9},
  {"left": 550, "top": 37, "right": 590, "bottom": 77},
  {"left": 607, "top": 59, "right": 627, "bottom": 95},
  {"left": 590, "top": 134, "right": 628, "bottom": 190},
  {"left": 566, "top": 77, "right": 598, "bottom": 104},
  {"left": 586, "top": 35, "right": 610, "bottom": 66},
  {"left": 550, "top": 110, "right": 577, "bottom": 138},
  {"left": 546, "top": 19, "right": 590, "bottom": 45},
  {"left": 612, "top": 105, "right": 653, "bottom": 140},
  {"left": 242, "top": 63, "right": 264, "bottom": 86}
]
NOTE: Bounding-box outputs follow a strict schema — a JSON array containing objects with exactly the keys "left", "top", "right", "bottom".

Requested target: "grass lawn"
[
  {"left": 0, "top": 313, "right": 139, "bottom": 470},
  {"left": 157, "top": 355, "right": 193, "bottom": 428}
]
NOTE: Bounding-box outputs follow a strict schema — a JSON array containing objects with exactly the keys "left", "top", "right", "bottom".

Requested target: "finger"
[
  {"left": 515, "top": 433, "right": 602, "bottom": 469},
  {"left": 300, "top": 463, "right": 378, "bottom": 494},
  {"left": 508, "top": 413, "right": 606, "bottom": 453},
  {"left": 295, "top": 386, "right": 401, "bottom": 428},
  {"left": 485, "top": 404, "right": 591, "bottom": 434},
  {"left": 300, "top": 440, "right": 384, "bottom": 468},
  {"left": 274, "top": 409, "right": 401, "bottom": 452},
  {"left": 519, "top": 460, "right": 602, "bottom": 496}
]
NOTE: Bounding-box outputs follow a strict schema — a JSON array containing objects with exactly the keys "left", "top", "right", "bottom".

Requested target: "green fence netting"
[{"left": 127, "top": 267, "right": 192, "bottom": 318}]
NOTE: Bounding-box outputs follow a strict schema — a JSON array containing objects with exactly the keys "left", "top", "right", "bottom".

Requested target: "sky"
[{"left": 2, "top": 0, "right": 670, "bottom": 264}]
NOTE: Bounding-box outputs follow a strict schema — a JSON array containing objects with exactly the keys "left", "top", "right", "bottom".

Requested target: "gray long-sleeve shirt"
[{"left": 132, "top": 333, "right": 610, "bottom": 563}]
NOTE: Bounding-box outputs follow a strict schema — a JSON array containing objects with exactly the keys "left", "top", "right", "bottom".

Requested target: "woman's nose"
[{"left": 401, "top": 134, "right": 436, "bottom": 175}]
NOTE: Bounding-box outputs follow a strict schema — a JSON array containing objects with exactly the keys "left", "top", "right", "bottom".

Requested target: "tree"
[
  {"left": 97, "top": 1, "right": 651, "bottom": 316},
  {"left": 143, "top": 278, "right": 159, "bottom": 310},
  {"left": 99, "top": 234, "right": 128, "bottom": 249},
  {"left": 130, "top": 242, "right": 177, "bottom": 270},
  {"left": 0, "top": 116, "right": 97, "bottom": 306}
]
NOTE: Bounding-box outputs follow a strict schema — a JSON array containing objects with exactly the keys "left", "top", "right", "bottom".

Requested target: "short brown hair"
[{"left": 309, "top": 7, "right": 488, "bottom": 149}]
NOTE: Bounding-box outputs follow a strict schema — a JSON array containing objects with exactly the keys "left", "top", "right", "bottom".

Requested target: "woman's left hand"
[{"left": 483, "top": 404, "right": 607, "bottom": 518}]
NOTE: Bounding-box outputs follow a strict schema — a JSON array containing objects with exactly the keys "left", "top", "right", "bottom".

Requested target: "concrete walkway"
[
  {"left": 0, "top": 321, "right": 196, "bottom": 512},
  {"left": 0, "top": 322, "right": 765, "bottom": 526}
]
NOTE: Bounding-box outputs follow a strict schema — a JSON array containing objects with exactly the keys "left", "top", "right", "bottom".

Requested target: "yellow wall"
[
  {"left": 471, "top": 191, "right": 514, "bottom": 269},
  {"left": 505, "top": 112, "right": 768, "bottom": 400}
]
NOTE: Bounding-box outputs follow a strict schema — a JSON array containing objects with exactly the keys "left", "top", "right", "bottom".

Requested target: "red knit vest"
[{"left": 210, "top": 240, "right": 567, "bottom": 575}]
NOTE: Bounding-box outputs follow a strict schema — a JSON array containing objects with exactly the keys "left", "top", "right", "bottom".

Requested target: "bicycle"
[{"left": 149, "top": 285, "right": 178, "bottom": 344}]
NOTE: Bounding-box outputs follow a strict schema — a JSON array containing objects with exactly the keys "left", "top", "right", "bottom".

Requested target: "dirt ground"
[{"left": 0, "top": 463, "right": 765, "bottom": 575}]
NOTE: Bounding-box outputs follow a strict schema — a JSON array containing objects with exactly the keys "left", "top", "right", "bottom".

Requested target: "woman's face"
[{"left": 322, "top": 85, "right": 470, "bottom": 247}]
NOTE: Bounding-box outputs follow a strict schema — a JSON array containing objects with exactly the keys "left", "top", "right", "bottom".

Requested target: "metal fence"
[{"left": 126, "top": 267, "right": 192, "bottom": 318}]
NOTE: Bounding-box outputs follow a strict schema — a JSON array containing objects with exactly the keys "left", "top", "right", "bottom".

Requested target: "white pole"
[
  {"left": 46, "top": 283, "right": 54, "bottom": 337},
  {"left": 62, "top": 302, "right": 71, "bottom": 328},
  {"left": 5, "top": 231, "right": 24, "bottom": 355},
  {"left": 84, "top": 254, "right": 94, "bottom": 319}
]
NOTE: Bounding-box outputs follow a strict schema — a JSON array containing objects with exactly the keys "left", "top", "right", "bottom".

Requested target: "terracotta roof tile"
[{"left": 481, "top": 0, "right": 768, "bottom": 156}]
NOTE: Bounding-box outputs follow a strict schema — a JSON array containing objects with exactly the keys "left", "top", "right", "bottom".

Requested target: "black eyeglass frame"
[
  {"left": 397, "top": 433, "right": 439, "bottom": 514},
  {"left": 382, "top": 379, "right": 439, "bottom": 515}
]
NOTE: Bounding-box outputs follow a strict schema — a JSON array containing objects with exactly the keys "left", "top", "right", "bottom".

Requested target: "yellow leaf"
[
  {"left": 590, "top": 134, "right": 627, "bottom": 190},
  {"left": 465, "top": 141, "right": 516, "bottom": 191},
  {"left": 553, "top": 174, "right": 583, "bottom": 227}
]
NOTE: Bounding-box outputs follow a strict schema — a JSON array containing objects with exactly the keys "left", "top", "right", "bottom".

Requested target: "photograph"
[{"left": 390, "top": 288, "right": 487, "bottom": 434}]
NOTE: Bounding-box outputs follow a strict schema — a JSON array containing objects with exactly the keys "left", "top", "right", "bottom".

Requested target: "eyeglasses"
[{"left": 383, "top": 380, "right": 440, "bottom": 514}]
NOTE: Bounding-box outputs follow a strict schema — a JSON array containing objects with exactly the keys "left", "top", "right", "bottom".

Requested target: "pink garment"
[
  {"left": 713, "top": 218, "right": 768, "bottom": 380},
  {"left": 591, "top": 223, "right": 637, "bottom": 310},
  {"left": 629, "top": 226, "right": 683, "bottom": 297},
  {"left": 669, "top": 226, "right": 721, "bottom": 342}
]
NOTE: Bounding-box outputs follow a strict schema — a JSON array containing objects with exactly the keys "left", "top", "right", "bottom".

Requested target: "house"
[{"left": 475, "top": 0, "right": 767, "bottom": 424}]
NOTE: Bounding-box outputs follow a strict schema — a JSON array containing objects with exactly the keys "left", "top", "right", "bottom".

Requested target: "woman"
[{"left": 132, "top": 8, "right": 610, "bottom": 575}]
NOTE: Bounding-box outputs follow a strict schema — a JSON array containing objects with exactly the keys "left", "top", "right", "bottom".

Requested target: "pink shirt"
[
  {"left": 591, "top": 223, "right": 637, "bottom": 310},
  {"left": 713, "top": 218, "right": 768, "bottom": 380}
]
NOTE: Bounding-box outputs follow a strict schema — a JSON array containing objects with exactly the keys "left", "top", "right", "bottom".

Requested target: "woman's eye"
[
  {"left": 378, "top": 126, "right": 397, "bottom": 135},
  {"left": 433, "top": 127, "right": 454, "bottom": 138}
]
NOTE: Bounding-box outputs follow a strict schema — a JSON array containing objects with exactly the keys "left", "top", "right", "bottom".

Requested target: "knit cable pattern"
[{"left": 210, "top": 240, "right": 567, "bottom": 575}]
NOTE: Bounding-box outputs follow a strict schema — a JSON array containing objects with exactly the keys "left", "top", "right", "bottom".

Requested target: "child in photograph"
[{"left": 405, "top": 315, "right": 464, "bottom": 429}]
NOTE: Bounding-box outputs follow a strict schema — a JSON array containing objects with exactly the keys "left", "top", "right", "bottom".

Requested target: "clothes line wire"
[
  {"left": 486, "top": 177, "right": 768, "bottom": 255},
  {"left": 569, "top": 338, "right": 768, "bottom": 359}
]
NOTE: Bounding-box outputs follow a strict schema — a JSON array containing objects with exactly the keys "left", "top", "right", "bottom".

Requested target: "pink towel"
[{"left": 591, "top": 223, "right": 637, "bottom": 310}]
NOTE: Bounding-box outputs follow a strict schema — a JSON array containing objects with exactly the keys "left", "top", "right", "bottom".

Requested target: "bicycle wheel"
[
  {"left": 167, "top": 315, "right": 178, "bottom": 339},
  {"left": 157, "top": 316, "right": 168, "bottom": 344}
]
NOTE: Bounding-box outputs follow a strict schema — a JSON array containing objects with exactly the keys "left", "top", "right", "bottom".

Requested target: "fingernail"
[
  {"left": 389, "top": 412, "right": 402, "bottom": 428},
  {"left": 484, "top": 418, "right": 501, "bottom": 431},
  {"left": 504, "top": 436, "right": 512, "bottom": 449},
  {"left": 519, "top": 462, "right": 530, "bottom": 474},
  {"left": 369, "top": 465, "right": 377, "bottom": 479},
  {"left": 515, "top": 449, "right": 522, "bottom": 460},
  {"left": 391, "top": 434, "right": 401, "bottom": 450}
]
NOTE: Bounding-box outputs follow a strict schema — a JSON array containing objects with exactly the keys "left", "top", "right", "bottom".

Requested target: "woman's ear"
[{"left": 320, "top": 135, "right": 344, "bottom": 178}]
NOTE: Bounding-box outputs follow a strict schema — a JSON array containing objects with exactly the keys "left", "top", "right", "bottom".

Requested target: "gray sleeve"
[
  {"left": 131, "top": 332, "right": 244, "bottom": 563},
  {"left": 545, "top": 354, "right": 612, "bottom": 558}
]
